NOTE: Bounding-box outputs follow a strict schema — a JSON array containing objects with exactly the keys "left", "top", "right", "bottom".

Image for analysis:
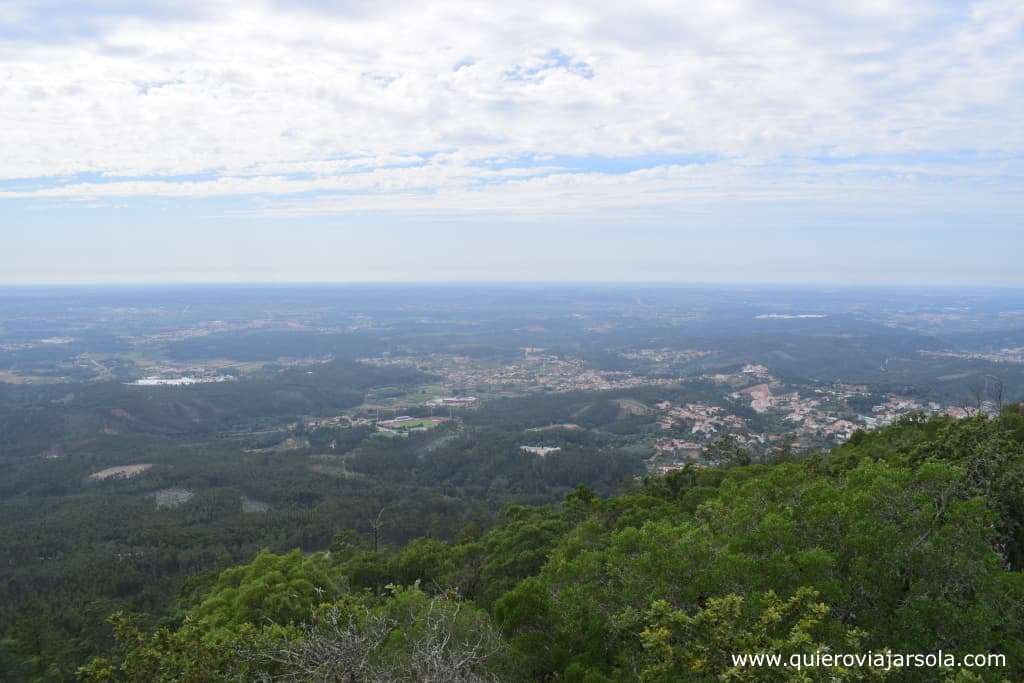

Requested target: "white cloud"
[{"left": 0, "top": 0, "right": 1021, "bottom": 217}]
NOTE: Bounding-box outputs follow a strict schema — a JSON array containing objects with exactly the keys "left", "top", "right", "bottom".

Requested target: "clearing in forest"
[{"left": 87, "top": 464, "right": 153, "bottom": 480}]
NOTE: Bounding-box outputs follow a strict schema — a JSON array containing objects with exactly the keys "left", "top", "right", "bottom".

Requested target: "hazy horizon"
[{"left": 5, "top": 280, "right": 1024, "bottom": 291}]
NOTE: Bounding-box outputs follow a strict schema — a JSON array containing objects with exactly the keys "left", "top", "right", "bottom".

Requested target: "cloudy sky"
[{"left": 1, "top": 0, "right": 1022, "bottom": 284}]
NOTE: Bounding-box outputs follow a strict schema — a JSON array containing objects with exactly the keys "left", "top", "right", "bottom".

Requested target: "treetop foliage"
[{"left": 72, "top": 409, "right": 1024, "bottom": 682}]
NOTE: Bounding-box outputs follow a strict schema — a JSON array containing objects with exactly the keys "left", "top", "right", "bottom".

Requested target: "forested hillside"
[{"left": 61, "top": 410, "right": 1024, "bottom": 682}]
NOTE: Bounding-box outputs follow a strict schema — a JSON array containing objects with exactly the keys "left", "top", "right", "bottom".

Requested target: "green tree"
[
  {"left": 192, "top": 549, "right": 338, "bottom": 636},
  {"left": 638, "top": 588, "right": 875, "bottom": 682}
]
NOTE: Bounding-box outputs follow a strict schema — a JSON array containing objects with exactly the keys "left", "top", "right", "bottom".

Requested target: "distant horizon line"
[{"left": 2, "top": 280, "right": 1024, "bottom": 291}]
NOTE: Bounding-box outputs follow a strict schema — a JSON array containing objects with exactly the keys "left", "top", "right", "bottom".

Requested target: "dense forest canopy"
[{"left": 21, "top": 410, "right": 1021, "bottom": 681}]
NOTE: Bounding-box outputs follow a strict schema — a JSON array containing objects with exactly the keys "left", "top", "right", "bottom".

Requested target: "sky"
[{"left": 1, "top": 0, "right": 1022, "bottom": 285}]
